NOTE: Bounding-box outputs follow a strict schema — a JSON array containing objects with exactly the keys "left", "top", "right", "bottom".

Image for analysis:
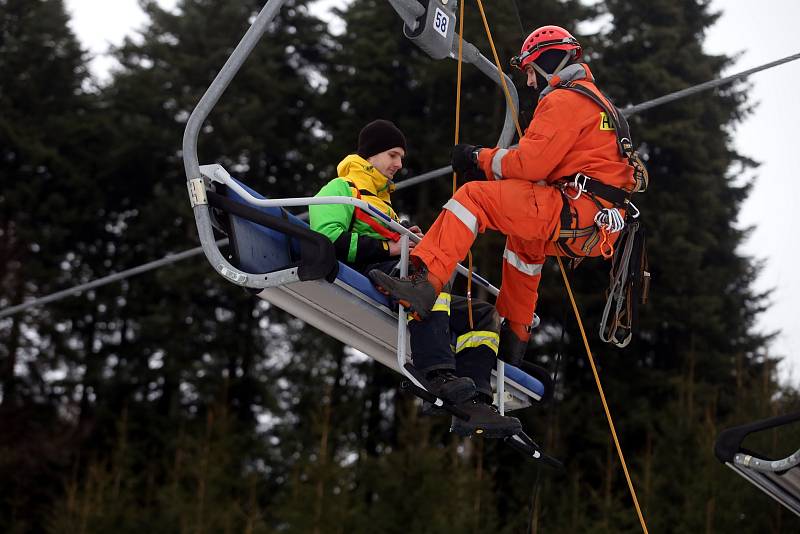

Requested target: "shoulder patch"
[{"left": 599, "top": 111, "right": 615, "bottom": 131}]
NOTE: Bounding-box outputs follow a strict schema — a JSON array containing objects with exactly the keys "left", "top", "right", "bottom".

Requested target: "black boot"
[
  {"left": 450, "top": 395, "right": 522, "bottom": 438},
  {"left": 369, "top": 266, "right": 442, "bottom": 321},
  {"left": 426, "top": 370, "right": 476, "bottom": 405},
  {"left": 420, "top": 400, "right": 448, "bottom": 416},
  {"left": 498, "top": 319, "right": 532, "bottom": 366}
]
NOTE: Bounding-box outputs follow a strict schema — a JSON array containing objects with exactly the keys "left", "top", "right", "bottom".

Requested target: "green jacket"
[{"left": 310, "top": 154, "right": 400, "bottom": 270}]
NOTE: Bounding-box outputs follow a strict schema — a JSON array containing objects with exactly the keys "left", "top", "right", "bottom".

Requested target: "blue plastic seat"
[{"left": 221, "top": 179, "right": 546, "bottom": 402}]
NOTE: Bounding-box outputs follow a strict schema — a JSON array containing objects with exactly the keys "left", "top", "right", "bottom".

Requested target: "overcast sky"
[{"left": 64, "top": 0, "right": 800, "bottom": 382}]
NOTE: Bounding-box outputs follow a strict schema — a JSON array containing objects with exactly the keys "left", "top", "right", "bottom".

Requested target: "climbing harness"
[
  {"left": 556, "top": 80, "right": 650, "bottom": 194},
  {"left": 547, "top": 80, "right": 651, "bottom": 345}
]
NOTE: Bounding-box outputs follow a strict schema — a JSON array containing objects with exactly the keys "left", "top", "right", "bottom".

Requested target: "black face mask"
[{"left": 532, "top": 49, "right": 573, "bottom": 88}]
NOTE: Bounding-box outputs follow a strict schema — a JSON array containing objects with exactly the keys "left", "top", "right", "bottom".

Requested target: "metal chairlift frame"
[
  {"left": 182, "top": 0, "right": 548, "bottom": 415},
  {"left": 715, "top": 411, "right": 800, "bottom": 517}
]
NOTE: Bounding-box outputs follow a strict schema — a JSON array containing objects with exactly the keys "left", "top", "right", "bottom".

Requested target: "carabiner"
[
  {"left": 561, "top": 173, "right": 586, "bottom": 200},
  {"left": 599, "top": 227, "right": 614, "bottom": 259}
]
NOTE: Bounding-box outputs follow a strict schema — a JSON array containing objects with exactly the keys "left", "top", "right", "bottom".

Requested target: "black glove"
[
  {"left": 451, "top": 143, "right": 485, "bottom": 181},
  {"left": 498, "top": 319, "right": 532, "bottom": 366}
]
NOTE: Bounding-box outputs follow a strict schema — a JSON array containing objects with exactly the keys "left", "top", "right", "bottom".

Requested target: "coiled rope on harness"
[
  {"left": 471, "top": 2, "right": 650, "bottom": 532},
  {"left": 599, "top": 221, "right": 649, "bottom": 347}
]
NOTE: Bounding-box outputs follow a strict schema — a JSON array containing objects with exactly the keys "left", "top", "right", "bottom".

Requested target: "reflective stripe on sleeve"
[
  {"left": 503, "top": 248, "right": 543, "bottom": 276},
  {"left": 455, "top": 330, "right": 500, "bottom": 355},
  {"left": 443, "top": 199, "right": 478, "bottom": 235},
  {"left": 491, "top": 148, "right": 509, "bottom": 180}
]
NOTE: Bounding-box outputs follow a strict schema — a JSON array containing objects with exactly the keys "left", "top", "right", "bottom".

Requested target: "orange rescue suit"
[{"left": 411, "top": 64, "right": 636, "bottom": 325}]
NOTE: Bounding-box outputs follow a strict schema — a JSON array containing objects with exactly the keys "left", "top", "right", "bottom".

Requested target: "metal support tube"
[
  {"left": 182, "top": 0, "right": 289, "bottom": 288},
  {"left": 183, "top": 0, "right": 287, "bottom": 182},
  {"left": 497, "top": 360, "right": 505, "bottom": 414},
  {"left": 396, "top": 235, "right": 429, "bottom": 393},
  {"left": 387, "top": 0, "right": 425, "bottom": 31}
]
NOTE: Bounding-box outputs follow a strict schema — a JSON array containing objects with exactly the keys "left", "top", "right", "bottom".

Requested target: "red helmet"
[{"left": 510, "top": 25, "right": 582, "bottom": 70}]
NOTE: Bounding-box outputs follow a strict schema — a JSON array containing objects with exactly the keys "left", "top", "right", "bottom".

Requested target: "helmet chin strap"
[{"left": 532, "top": 51, "right": 573, "bottom": 83}]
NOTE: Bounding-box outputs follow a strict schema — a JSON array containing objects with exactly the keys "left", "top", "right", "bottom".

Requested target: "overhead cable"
[
  {"left": 623, "top": 51, "right": 800, "bottom": 117},
  {"left": 3, "top": 52, "right": 800, "bottom": 319},
  {"left": 0, "top": 240, "right": 227, "bottom": 320}
]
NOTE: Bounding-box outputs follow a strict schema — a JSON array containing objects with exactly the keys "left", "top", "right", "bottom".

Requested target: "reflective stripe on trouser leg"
[
  {"left": 408, "top": 294, "right": 455, "bottom": 373},
  {"left": 410, "top": 191, "right": 483, "bottom": 286},
  {"left": 449, "top": 296, "right": 500, "bottom": 397},
  {"left": 431, "top": 292, "right": 451, "bottom": 314},
  {"left": 503, "top": 247, "right": 543, "bottom": 277},
  {"left": 443, "top": 199, "right": 478, "bottom": 235},
  {"left": 496, "top": 236, "right": 546, "bottom": 325},
  {"left": 454, "top": 331, "right": 500, "bottom": 354},
  {"left": 412, "top": 180, "right": 561, "bottom": 291}
]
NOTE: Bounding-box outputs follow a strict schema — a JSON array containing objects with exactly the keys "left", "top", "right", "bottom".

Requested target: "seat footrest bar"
[
  {"left": 400, "top": 378, "right": 471, "bottom": 421},
  {"left": 504, "top": 432, "right": 563, "bottom": 469}
]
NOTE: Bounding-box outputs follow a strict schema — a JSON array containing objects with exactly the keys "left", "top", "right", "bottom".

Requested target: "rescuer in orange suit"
[{"left": 371, "top": 25, "right": 642, "bottom": 365}]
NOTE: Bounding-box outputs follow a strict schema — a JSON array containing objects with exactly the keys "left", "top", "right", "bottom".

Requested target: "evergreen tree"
[
  {"left": 518, "top": 0, "right": 794, "bottom": 531},
  {"left": 3, "top": 0, "right": 798, "bottom": 531},
  {"left": 0, "top": 0, "right": 116, "bottom": 529}
]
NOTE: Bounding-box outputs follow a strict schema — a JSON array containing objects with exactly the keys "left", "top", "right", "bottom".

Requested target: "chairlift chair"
[
  {"left": 715, "top": 411, "right": 800, "bottom": 517},
  {"left": 183, "top": 0, "right": 560, "bottom": 466}
]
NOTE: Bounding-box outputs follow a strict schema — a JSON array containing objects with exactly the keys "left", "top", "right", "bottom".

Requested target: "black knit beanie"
[{"left": 357, "top": 119, "right": 407, "bottom": 159}]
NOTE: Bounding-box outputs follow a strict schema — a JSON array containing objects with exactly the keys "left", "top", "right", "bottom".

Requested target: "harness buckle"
[{"left": 561, "top": 172, "right": 588, "bottom": 200}]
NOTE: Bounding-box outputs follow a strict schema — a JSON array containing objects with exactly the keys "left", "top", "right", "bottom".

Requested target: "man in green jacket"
[{"left": 310, "top": 120, "right": 521, "bottom": 438}]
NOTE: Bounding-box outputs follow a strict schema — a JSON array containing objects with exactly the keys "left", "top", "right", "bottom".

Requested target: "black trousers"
[{"left": 366, "top": 260, "right": 500, "bottom": 396}]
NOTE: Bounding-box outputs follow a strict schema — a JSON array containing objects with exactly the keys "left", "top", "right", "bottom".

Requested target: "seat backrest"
[
  {"left": 225, "top": 194, "right": 299, "bottom": 274},
  {"left": 221, "top": 180, "right": 391, "bottom": 306}
]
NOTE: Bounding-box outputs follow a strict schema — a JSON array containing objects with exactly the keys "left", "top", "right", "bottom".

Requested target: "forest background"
[{"left": 3, "top": 0, "right": 800, "bottom": 532}]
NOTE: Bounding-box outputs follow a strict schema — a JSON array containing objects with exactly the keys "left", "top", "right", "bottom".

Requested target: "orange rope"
[
  {"left": 474, "top": 0, "right": 523, "bottom": 139},
  {"left": 453, "top": 0, "right": 474, "bottom": 328},
  {"left": 453, "top": 0, "right": 465, "bottom": 194},
  {"left": 556, "top": 257, "right": 649, "bottom": 534}
]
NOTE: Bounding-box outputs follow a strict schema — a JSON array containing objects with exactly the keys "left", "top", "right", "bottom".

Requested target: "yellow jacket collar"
[{"left": 336, "top": 154, "right": 396, "bottom": 195}]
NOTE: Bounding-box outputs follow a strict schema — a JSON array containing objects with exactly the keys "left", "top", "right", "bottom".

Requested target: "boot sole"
[
  {"left": 420, "top": 402, "right": 448, "bottom": 416},
  {"left": 451, "top": 422, "right": 523, "bottom": 439},
  {"left": 432, "top": 385, "right": 477, "bottom": 405}
]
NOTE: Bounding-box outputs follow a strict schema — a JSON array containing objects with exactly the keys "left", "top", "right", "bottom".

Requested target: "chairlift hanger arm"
[
  {"left": 182, "top": 0, "right": 517, "bottom": 289},
  {"left": 183, "top": 0, "right": 290, "bottom": 288},
  {"left": 387, "top": 0, "right": 519, "bottom": 149}
]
